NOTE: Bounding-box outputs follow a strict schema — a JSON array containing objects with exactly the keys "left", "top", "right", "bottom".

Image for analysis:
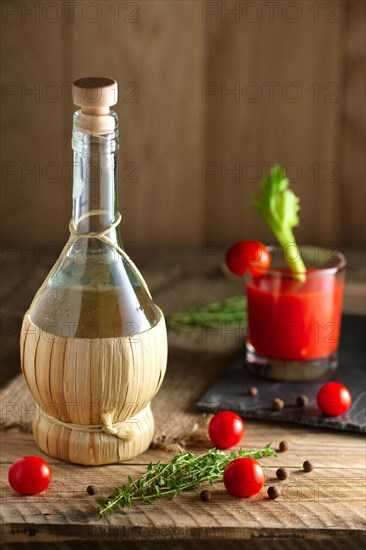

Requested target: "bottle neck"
[{"left": 71, "top": 110, "right": 120, "bottom": 244}]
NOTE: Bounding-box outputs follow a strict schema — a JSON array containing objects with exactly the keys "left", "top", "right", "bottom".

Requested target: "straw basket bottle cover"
[{"left": 20, "top": 78, "right": 168, "bottom": 465}]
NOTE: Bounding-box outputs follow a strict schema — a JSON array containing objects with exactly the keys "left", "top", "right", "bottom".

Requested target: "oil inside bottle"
[{"left": 30, "top": 241, "right": 159, "bottom": 338}]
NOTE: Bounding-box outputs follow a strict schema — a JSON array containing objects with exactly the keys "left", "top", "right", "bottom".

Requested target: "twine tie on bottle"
[
  {"left": 67, "top": 209, "right": 152, "bottom": 298},
  {"left": 36, "top": 404, "right": 151, "bottom": 441}
]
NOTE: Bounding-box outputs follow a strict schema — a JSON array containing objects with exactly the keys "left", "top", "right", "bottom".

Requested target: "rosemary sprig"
[
  {"left": 97, "top": 444, "right": 276, "bottom": 516},
  {"left": 166, "top": 295, "right": 247, "bottom": 331}
]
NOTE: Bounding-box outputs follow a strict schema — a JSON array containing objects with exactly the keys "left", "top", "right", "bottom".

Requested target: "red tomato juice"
[{"left": 246, "top": 269, "right": 344, "bottom": 361}]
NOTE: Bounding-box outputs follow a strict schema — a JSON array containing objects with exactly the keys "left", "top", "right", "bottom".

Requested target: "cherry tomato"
[
  {"left": 208, "top": 410, "right": 245, "bottom": 449},
  {"left": 8, "top": 456, "right": 52, "bottom": 495},
  {"left": 225, "top": 241, "right": 271, "bottom": 277},
  {"left": 316, "top": 382, "right": 352, "bottom": 416},
  {"left": 224, "top": 457, "right": 265, "bottom": 498}
]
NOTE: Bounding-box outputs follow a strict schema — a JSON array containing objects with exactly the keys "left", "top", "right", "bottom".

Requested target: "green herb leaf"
[
  {"left": 253, "top": 164, "right": 306, "bottom": 280},
  {"left": 167, "top": 295, "right": 247, "bottom": 331},
  {"left": 97, "top": 444, "right": 277, "bottom": 517}
]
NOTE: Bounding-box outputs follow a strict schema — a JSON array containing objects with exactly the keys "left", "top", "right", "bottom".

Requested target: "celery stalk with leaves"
[{"left": 253, "top": 164, "right": 306, "bottom": 281}]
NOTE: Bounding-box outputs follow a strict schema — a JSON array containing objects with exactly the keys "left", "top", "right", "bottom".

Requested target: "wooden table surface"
[
  {"left": 0, "top": 252, "right": 365, "bottom": 548},
  {"left": 1, "top": 423, "right": 365, "bottom": 549}
]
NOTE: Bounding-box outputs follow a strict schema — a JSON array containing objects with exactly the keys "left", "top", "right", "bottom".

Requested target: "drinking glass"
[{"left": 246, "top": 246, "right": 346, "bottom": 381}]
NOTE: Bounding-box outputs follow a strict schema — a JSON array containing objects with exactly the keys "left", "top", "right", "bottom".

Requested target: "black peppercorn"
[
  {"left": 279, "top": 440, "right": 290, "bottom": 452},
  {"left": 303, "top": 460, "right": 314, "bottom": 472},
  {"left": 272, "top": 398, "right": 284, "bottom": 411},
  {"left": 267, "top": 486, "right": 281, "bottom": 500},
  {"left": 200, "top": 490, "right": 212, "bottom": 502},
  {"left": 86, "top": 485, "right": 96, "bottom": 495},
  {"left": 249, "top": 386, "right": 259, "bottom": 396},
  {"left": 296, "top": 394, "right": 309, "bottom": 407},
  {"left": 276, "top": 467, "right": 289, "bottom": 480}
]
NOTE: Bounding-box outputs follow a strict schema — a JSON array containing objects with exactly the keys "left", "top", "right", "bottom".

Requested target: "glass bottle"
[{"left": 20, "top": 78, "right": 168, "bottom": 465}]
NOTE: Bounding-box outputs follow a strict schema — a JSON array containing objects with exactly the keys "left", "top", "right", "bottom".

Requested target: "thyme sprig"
[
  {"left": 166, "top": 295, "right": 247, "bottom": 331},
  {"left": 97, "top": 444, "right": 276, "bottom": 516}
]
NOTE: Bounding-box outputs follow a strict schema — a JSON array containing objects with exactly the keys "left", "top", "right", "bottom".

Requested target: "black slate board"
[{"left": 197, "top": 315, "right": 366, "bottom": 432}]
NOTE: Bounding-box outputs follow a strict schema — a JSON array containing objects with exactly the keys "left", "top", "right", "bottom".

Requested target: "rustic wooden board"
[
  {"left": 204, "top": 0, "right": 345, "bottom": 246},
  {"left": 340, "top": 1, "right": 366, "bottom": 247},
  {"left": 0, "top": 5, "right": 68, "bottom": 245},
  {"left": 0, "top": 424, "right": 365, "bottom": 547},
  {"left": 2, "top": 1, "right": 365, "bottom": 251},
  {"left": 68, "top": 0, "right": 205, "bottom": 249}
]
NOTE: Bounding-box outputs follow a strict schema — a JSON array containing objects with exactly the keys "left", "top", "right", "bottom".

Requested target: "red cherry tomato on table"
[
  {"left": 225, "top": 241, "right": 271, "bottom": 277},
  {"left": 208, "top": 410, "right": 245, "bottom": 449},
  {"left": 8, "top": 456, "right": 52, "bottom": 495},
  {"left": 316, "top": 382, "right": 352, "bottom": 416},
  {"left": 224, "top": 457, "right": 265, "bottom": 498}
]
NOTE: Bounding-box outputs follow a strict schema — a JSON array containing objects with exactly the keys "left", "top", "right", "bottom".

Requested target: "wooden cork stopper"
[{"left": 72, "top": 77, "right": 118, "bottom": 135}]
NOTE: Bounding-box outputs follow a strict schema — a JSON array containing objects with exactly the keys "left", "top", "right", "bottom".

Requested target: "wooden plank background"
[{"left": 0, "top": 0, "right": 365, "bottom": 251}]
